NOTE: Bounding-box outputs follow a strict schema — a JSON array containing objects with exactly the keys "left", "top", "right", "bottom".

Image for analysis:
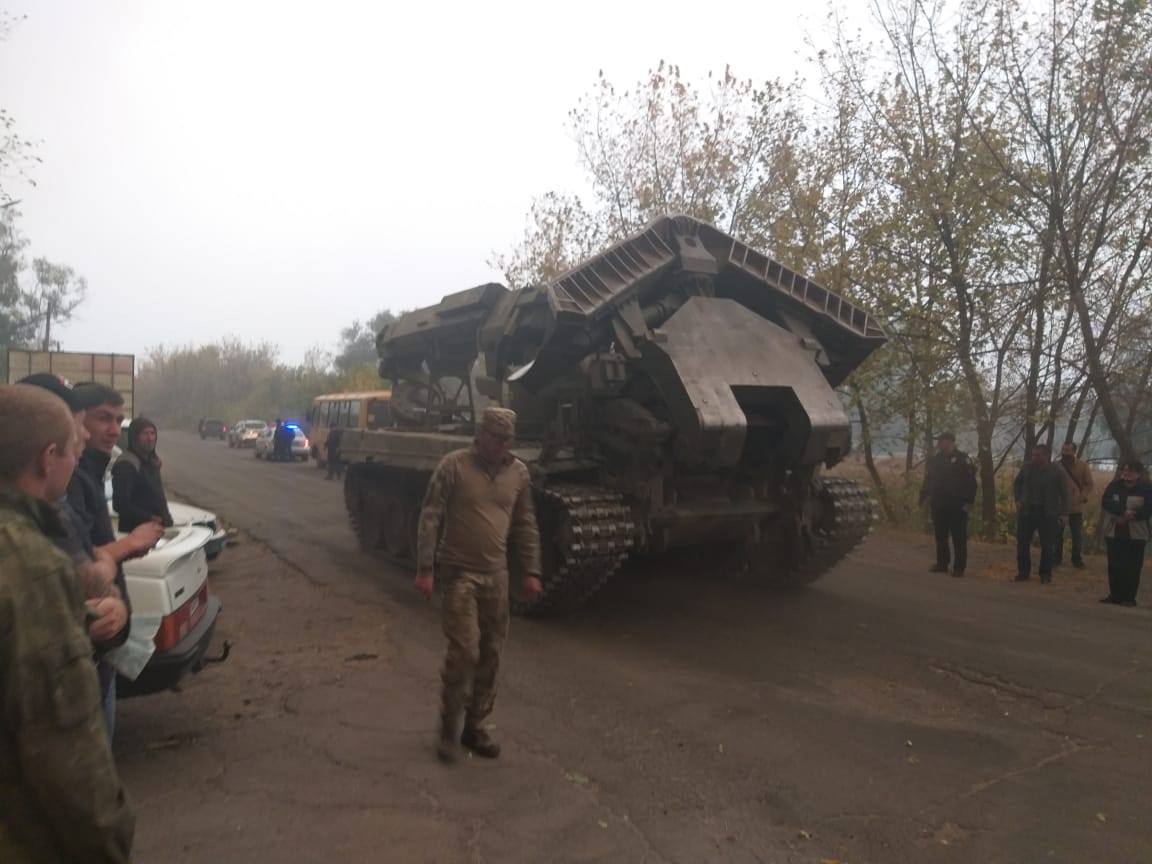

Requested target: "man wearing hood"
[{"left": 111, "top": 417, "right": 174, "bottom": 534}]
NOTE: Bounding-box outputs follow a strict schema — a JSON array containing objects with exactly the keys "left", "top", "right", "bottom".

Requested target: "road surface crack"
[{"left": 955, "top": 739, "right": 1091, "bottom": 802}]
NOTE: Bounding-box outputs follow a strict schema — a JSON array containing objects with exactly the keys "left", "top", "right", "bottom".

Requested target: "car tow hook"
[{"left": 203, "top": 640, "right": 232, "bottom": 665}]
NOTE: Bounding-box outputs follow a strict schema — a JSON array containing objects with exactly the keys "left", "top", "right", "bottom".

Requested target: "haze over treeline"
[
  {"left": 135, "top": 311, "right": 397, "bottom": 428},
  {"left": 3, "top": 0, "right": 1152, "bottom": 541}
]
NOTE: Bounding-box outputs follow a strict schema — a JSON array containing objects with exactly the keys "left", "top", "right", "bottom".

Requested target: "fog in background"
[{"left": 0, "top": 0, "right": 811, "bottom": 364}]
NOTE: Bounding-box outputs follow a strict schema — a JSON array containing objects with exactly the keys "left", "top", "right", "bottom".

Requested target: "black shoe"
[
  {"left": 929, "top": 564, "right": 949, "bottom": 573},
  {"left": 1040, "top": 574, "right": 1052, "bottom": 584},
  {"left": 1072, "top": 560, "right": 1086, "bottom": 569},
  {"left": 1099, "top": 596, "right": 1119, "bottom": 604},
  {"left": 461, "top": 725, "right": 501, "bottom": 759},
  {"left": 951, "top": 568, "right": 965, "bottom": 578},
  {"left": 1119, "top": 599, "right": 1138, "bottom": 608},
  {"left": 1015, "top": 573, "right": 1030, "bottom": 581}
]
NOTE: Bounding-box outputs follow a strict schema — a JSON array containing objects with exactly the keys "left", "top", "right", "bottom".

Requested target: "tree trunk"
[
  {"left": 1023, "top": 294, "right": 1046, "bottom": 452},
  {"left": 42, "top": 297, "right": 53, "bottom": 352},
  {"left": 854, "top": 390, "right": 894, "bottom": 522},
  {"left": 1122, "top": 349, "right": 1152, "bottom": 442},
  {"left": 904, "top": 402, "right": 917, "bottom": 475},
  {"left": 1078, "top": 400, "right": 1101, "bottom": 459},
  {"left": 1066, "top": 268, "right": 1137, "bottom": 460},
  {"left": 1065, "top": 382, "right": 1090, "bottom": 445}
]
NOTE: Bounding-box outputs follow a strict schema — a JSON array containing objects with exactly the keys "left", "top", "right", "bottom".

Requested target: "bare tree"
[
  {"left": 988, "top": 0, "right": 1152, "bottom": 460},
  {"left": 24, "top": 258, "right": 86, "bottom": 351}
]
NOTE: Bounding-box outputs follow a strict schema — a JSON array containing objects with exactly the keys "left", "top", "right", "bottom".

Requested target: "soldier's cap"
[
  {"left": 17, "top": 373, "right": 81, "bottom": 412},
  {"left": 479, "top": 406, "right": 516, "bottom": 437},
  {"left": 937, "top": 431, "right": 956, "bottom": 442}
]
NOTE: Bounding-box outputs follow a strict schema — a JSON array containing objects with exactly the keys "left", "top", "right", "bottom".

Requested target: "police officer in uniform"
[
  {"left": 415, "top": 407, "right": 543, "bottom": 763},
  {"left": 919, "top": 432, "right": 978, "bottom": 577}
]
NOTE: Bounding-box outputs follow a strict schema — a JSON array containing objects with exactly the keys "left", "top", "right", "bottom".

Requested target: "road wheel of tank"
[
  {"left": 380, "top": 485, "right": 417, "bottom": 560},
  {"left": 511, "top": 484, "right": 634, "bottom": 616},
  {"left": 749, "top": 476, "right": 875, "bottom": 586},
  {"left": 345, "top": 467, "right": 386, "bottom": 552}
]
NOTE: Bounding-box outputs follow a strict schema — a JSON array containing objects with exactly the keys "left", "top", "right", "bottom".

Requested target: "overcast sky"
[{"left": 0, "top": 0, "right": 820, "bottom": 365}]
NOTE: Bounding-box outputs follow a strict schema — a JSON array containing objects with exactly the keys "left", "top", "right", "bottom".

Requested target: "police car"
[{"left": 254, "top": 423, "right": 310, "bottom": 461}]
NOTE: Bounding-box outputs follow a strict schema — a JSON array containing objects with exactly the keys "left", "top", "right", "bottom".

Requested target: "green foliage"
[
  {"left": 334, "top": 309, "right": 396, "bottom": 374},
  {"left": 0, "top": 207, "right": 30, "bottom": 353}
]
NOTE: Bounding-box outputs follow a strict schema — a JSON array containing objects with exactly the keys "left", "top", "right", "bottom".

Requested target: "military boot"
[
  {"left": 436, "top": 712, "right": 462, "bottom": 764},
  {"left": 461, "top": 724, "right": 501, "bottom": 759}
]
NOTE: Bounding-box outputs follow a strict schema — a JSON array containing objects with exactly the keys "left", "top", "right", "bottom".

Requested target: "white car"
[
  {"left": 254, "top": 425, "right": 310, "bottom": 461},
  {"left": 228, "top": 419, "right": 268, "bottom": 448},
  {"left": 103, "top": 463, "right": 228, "bottom": 696},
  {"left": 116, "top": 523, "right": 225, "bottom": 697}
]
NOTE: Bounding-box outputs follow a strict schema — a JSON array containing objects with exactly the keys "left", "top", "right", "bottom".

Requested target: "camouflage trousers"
[{"left": 439, "top": 567, "right": 510, "bottom": 726}]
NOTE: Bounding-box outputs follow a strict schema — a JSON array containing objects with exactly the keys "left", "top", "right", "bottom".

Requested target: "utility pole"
[{"left": 42, "top": 296, "right": 53, "bottom": 352}]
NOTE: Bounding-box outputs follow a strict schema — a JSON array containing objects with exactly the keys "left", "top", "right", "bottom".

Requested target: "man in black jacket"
[
  {"left": 920, "top": 432, "right": 978, "bottom": 577},
  {"left": 23, "top": 378, "right": 162, "bottom": 740},
  {"left": 111, "top": 416, "right": 174, "bottom": 533},
  {"left": 1013, "top": 443, "right": 1068, "bottom": 583}
]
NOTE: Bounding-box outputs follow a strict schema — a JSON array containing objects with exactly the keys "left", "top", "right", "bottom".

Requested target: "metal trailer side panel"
[{"left": 6, "top": 349, "right": 136, "bottom": 417}]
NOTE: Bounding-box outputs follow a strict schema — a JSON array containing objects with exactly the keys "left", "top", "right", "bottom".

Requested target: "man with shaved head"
[
  {"left": 416, "top": 406, "right": 543, "bottom": 763},
  {"left": 0, "top": 384, "right": 135, "bottom": 863}
]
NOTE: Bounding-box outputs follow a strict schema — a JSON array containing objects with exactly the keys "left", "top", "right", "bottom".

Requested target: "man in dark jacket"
[
  {"left": 1013, "top": 443, "right": 1068, "bottom": 583},
  {"left": 919, "top": 432, "right": 978, "bottom": 577},
  {"left": 1099, "top": 459, "right": 1152, "bottom": 607},
  {"left": 272, "top": 417, "right": 289, "bottom": 462},
  {"left": 111, "top": 416, "right": 173, "bottom": 533},
  {"left": 325, "top": 426, "right": 344, "bottom": 479},
  {"left": 22, "top": 377, "right": 159, "bottom": 741}
]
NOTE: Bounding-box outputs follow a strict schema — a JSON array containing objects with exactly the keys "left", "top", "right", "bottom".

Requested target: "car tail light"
[{"left": 155, "top": 582, "right": 209, "bottom": 651}]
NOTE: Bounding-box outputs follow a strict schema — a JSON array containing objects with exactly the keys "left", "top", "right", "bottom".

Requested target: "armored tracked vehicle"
[{"left": 342, "top": 215, "right": 886, "bottom": 613}]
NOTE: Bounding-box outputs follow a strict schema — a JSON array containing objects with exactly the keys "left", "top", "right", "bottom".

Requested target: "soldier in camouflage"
[
  {"left": 415, "top": 406, "right": 543, "bottom": 763},
  {"left": 0, "top": 384, "right": 135, "bottom": 863}
]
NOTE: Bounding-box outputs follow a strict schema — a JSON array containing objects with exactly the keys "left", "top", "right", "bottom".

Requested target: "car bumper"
[
  {"left": 118, "top": 595, "right": 224, "bottom": 697},
  {"left": 205, "top": 532, "right": 226, "bottom": 560}
]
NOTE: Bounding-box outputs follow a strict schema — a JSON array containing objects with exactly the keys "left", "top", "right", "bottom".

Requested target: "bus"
[{"left": 307, "top": 390, "right": 392, "bottom": 466}]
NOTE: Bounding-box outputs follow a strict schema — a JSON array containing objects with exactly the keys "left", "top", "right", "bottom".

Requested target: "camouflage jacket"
[
  {"left": 0, "top": 488, "right": 135, "bottom": 864},
  {"left": 417, "top": 447, "right": 542, "bottom": 576}
]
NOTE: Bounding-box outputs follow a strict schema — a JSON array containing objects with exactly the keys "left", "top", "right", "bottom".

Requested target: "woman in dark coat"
[
  {"left": 1100, "top": 459, "right": 1152, "bottom": 607},
  {"left": 111, "top": 416, "right": 174, "bottom": 533}
]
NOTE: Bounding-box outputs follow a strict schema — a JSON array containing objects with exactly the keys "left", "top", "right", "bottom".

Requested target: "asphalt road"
[{"left": 116, "top": 431, "right": 1152, "bottom": 863}]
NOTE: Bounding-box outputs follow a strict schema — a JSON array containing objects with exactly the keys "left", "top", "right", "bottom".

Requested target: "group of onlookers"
[
  {"left": 1, "top": 375, "right": 174, "bottom": 862},
  {"left": 921, "top": 433, "right": 1151, "bottom": 605}
]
